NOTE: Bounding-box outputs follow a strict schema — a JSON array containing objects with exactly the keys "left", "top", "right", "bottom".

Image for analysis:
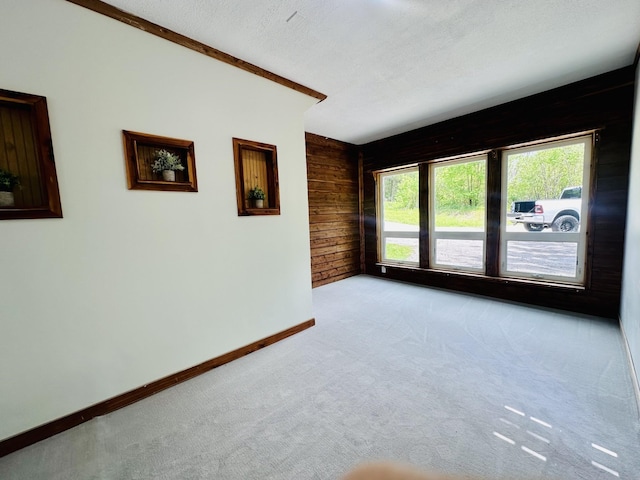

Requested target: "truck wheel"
[
  {"left": 524, "top": 223, "right": 544, "bottom": 232},
  {"left": 552, "top": 215, "right": 579, "bottom": 232}
]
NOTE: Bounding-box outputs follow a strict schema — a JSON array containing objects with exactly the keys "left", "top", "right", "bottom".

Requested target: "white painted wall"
[
  {"left": 621, "top": 63, "right": 640, "bottom": 392},
  {"left": 0, "top": 0, "right": 317, "bottom": 441}
]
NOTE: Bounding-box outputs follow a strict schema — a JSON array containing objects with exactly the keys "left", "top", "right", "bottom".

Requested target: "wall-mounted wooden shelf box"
[
  {"left": 0, "top": 88, "right": 63, "bottom": 220},
  {"left": 233, "top": 138, "right": 280, "bottom": 216},
  {"left": 122, "top": 130, "right": 197, "bottom": 192}
]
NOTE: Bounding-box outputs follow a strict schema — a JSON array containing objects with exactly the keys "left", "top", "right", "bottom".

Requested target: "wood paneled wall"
[
  {"left": 306, "top": 133, "right": 361, "bottom": 287},
  {"left": 361, "top": 66, "right": 636, "bottom": 319},
  {"left": 136, "top": 144, "right": 188, "bottom": 183},
  {"left": 241, "top": 149, "right": 271, "bottom": 207}
]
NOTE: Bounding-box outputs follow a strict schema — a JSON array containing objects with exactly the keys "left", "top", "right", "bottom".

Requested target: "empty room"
[{"left": 1, "top": 1, "right": 640, "bottom": 479}]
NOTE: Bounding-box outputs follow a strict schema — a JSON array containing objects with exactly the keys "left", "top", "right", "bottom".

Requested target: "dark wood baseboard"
[{"left": 0, "top": 319, "right": 315, "bottom": 458}]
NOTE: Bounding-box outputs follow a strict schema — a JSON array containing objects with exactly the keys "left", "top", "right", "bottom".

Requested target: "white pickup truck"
[{"left": 508, "top": 186, "right": 582, "bottom": 232}]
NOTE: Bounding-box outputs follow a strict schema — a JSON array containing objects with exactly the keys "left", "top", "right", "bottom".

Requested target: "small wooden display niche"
[
  {"left": 122, "top": 130, "right": 198, "bottom": 192},
  {"left": 0, "top": 88, "right": 63, "bottom": 220},
  {"left": 233, "top": 138, "right": 280, "bottom": 216}
]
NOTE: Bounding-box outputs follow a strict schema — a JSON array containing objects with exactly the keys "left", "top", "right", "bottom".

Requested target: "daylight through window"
[
  {"left": 501, "top": 135, "right": 591, "bottom": 283},
  {"left": 430, "top": 155, "right": 487, "bottom": 272},
  {"left": 375, "top": 133, "right": 593, "bottom": 286},
  {"left": 378, "top": 167, "right": 419, "bottom": 265}
]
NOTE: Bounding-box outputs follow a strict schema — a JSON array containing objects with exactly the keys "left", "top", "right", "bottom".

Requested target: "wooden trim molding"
[
  {"left": 358, "top": 151, "right": 366, "bottom": 273},
  {"left": 65, "top": 0, "right": 327, "bottom": 102},
  {"left": 233, "top": 137, "right": 281, "bottom": 216},
  {"left": 122, "top": 130, "right": 198, "bottom": 192},
  {"left": 0, "top": 318, "right": 315, "bottom": 458}
]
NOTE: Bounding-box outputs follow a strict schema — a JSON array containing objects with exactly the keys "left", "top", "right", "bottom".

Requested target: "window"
[
  {"left": 430, "top": 155, "right": 486, "bottom": 272},
  {"left": 376, "top": 133, "right": 593, "bottom": 287},
  {"left": 378, "top": 167, "right": 419, "bottom": 265},
  {"left": 501, "top": 135, "right": 591, "bottom": 283}
]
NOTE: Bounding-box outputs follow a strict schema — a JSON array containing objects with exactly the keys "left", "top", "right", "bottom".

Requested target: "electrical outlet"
[{"left": 381, "top": 266, "right": 386, "bottom": 274}]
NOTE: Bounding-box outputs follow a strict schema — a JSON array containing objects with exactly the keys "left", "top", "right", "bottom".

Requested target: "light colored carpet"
[{"left": 1, "top": 275, "right": 639, "bottom": 479}]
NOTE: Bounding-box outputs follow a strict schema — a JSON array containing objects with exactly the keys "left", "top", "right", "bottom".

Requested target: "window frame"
[
  {"left": 499, "top": 134, "right": 592, "bottom": 285},
  {"left": 375, "top": 132, "right": 595, "bottom": 288},
  {"left": 377, "top": 166, "right": 420, "bottom": 266},
  {"left": 428, "top": 154, "right": 488, "bottom": 274}
]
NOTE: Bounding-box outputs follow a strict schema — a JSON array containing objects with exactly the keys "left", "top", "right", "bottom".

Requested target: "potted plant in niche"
[
  {"left": 0, "top": 169, "right": 20, "bottom": 207},
  {"left": 151, "top": 149, "right": 184, "bottom": 182},
  {"left": 248, "top": 186, "right": 265, "bottom": 208}
]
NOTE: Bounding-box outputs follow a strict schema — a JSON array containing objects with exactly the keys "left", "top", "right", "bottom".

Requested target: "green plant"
[
  {"left": 151, "top": 149, "right": 185, "bottom": 173},
  {"left": 248, "top": 186, "right": 265, "bottom": 200},
  {"left": 0, "top": 169, "right": 20, "bottom": 192}
]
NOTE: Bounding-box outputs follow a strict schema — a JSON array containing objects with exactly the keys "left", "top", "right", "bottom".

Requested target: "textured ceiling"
[{"left": 100, "top": 0, "right": 640, "bottom": 144}]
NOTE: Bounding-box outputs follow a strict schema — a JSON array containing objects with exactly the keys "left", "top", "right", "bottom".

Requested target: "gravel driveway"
[{"left": 384, "top": 222, "right": 579, "bottom": 277}]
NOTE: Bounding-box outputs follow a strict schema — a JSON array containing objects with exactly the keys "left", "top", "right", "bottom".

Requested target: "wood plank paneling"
[
  {"left": 242, "top": 149, "right": 270, "bottom": 207},
  {"left": 135, "top": 144, "right": 188, "bottom": 183},
  {"left": 306, "top": 133, "right": 361, "bottom": 287},
  {"left": 361, "top": 66, "right": 635, "bottom": 319},
  {"left": 0, "top": 104, "right": 44, "bottom": 208}
]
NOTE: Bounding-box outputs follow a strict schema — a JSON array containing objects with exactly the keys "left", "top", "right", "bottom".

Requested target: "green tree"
[
  {"left": 434, "top": 160, "right": 485, "bottom": 211},
  {"left": 507, "top": 144, "right": 584, "bottom": 203},
  {"left": 384, "top": 171, "right": 418, "bottom": 209},
  {"left": 383, "top": 175, "right": 401, "bottom": 201},
  {"left": 395, "top": 172, "right": 418, "bottom": 209}
]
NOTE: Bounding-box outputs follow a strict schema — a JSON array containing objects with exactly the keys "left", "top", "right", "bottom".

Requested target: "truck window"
[{"left": 560, "top": 186, "right": 582, "bottom": 199}]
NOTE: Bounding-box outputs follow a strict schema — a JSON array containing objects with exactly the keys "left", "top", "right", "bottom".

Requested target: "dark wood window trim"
[
  {"left": 362, "top": 66, "right": 635, "bottom": 318},
  {"left": 374, "top": 131, "right": 596, "bottom": 287},
  {"left": 0, "top": 88, "right": 62, "bottom": 220},
  {"left": 233, "top": 138, "right": 280, "bottom": 216},
  {"left": 485, "top": 150, "right": 502, "bottom": 277},
  {"left": 418, "top": 163, "right": 430, "bottom": 269}
]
